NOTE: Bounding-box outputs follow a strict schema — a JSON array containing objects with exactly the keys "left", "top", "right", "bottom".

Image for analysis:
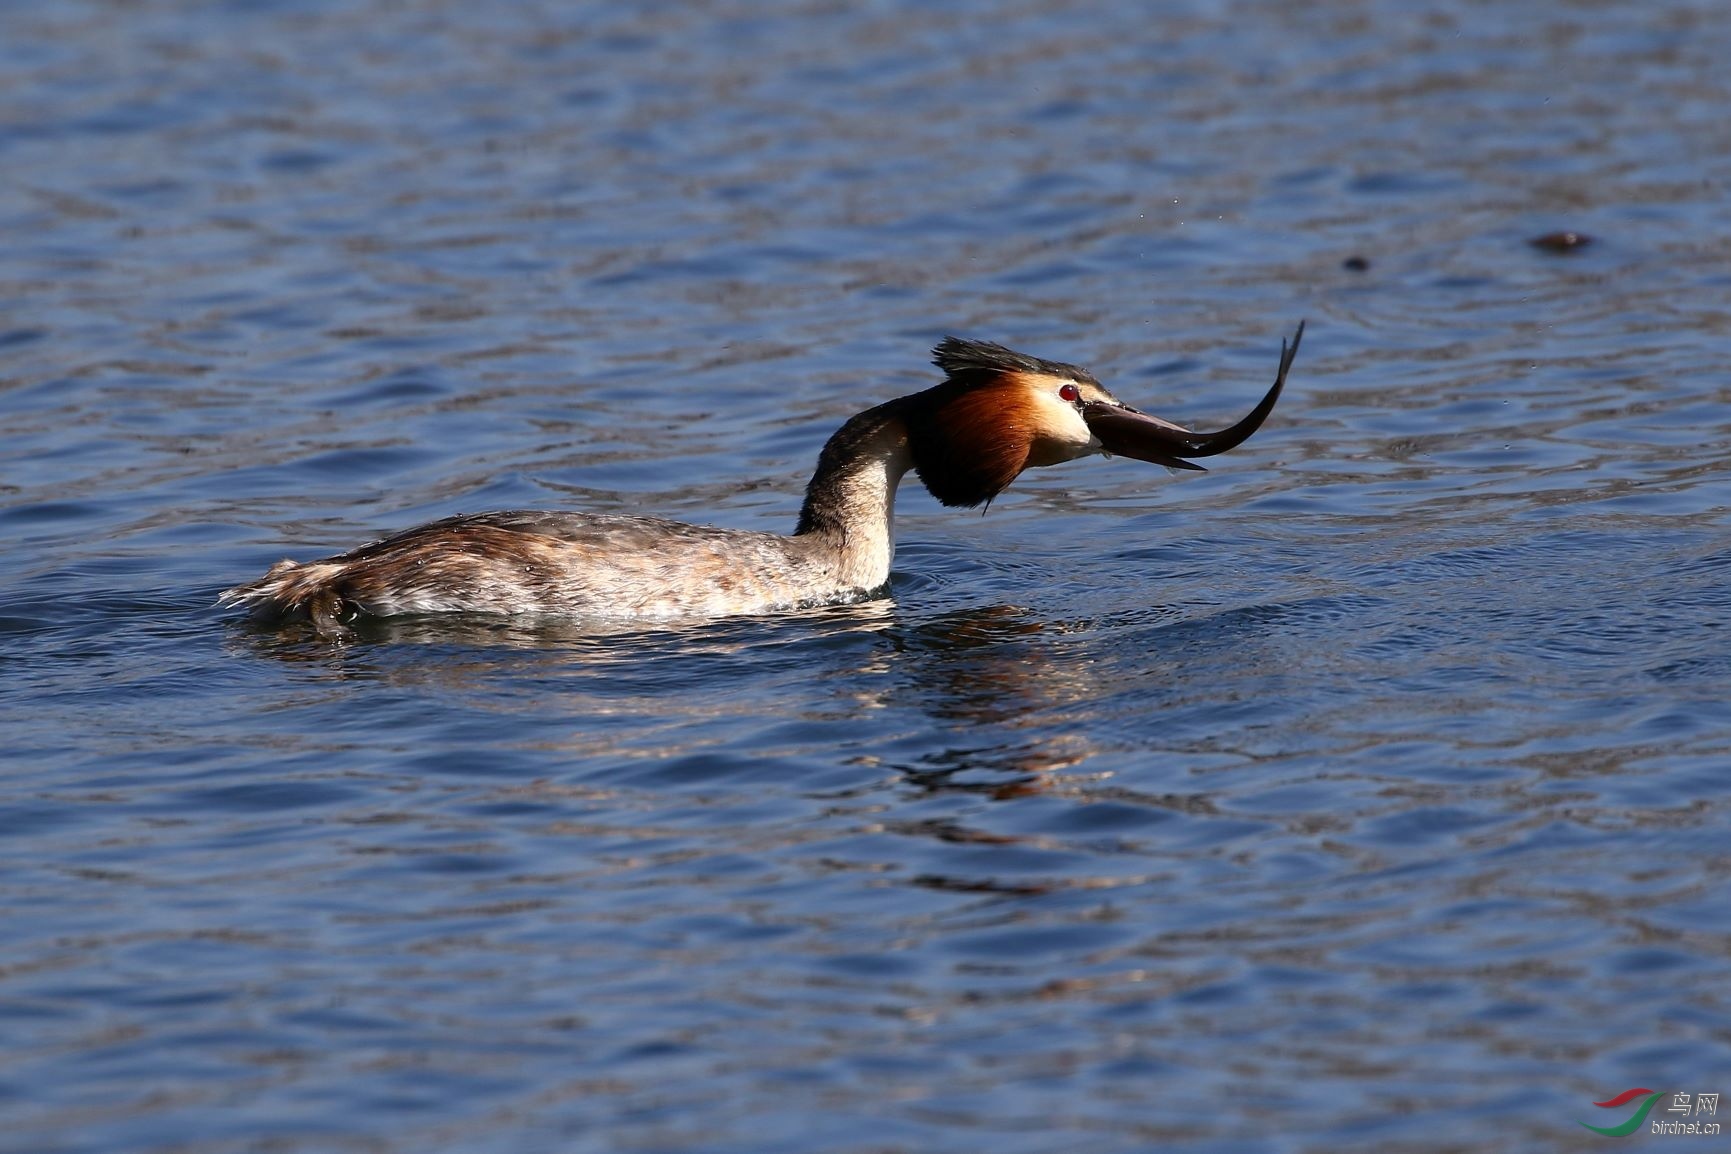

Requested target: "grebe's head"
[{"left": 906, "top": 323, "right": 1303, "bottom": 508}]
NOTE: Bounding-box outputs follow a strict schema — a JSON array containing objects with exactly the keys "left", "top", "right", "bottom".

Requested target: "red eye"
[{"left": 1058, "top": 383, "right": 1081, "bottom": 403}]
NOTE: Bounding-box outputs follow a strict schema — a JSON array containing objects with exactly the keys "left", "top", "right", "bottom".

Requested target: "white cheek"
[
  {"left": 1056, "top": 399, "right": 1096, "bottom": 450},
  {"left": 1027, "top": 390, "right": 1100, "bottom": 464}
]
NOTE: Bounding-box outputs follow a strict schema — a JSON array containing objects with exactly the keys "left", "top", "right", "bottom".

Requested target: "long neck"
[{"left": 793, "top": 397, "right": 915, "bottom": 587}]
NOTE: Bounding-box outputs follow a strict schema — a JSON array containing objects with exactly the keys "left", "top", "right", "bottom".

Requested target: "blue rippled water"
[{"left": 4, "top": 1, "right": 1731, "bottom": 1151}]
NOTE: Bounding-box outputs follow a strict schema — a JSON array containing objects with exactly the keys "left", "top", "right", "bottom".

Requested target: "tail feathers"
[{"left": 219, "top": 560, "right": 354, "bottom": 638}]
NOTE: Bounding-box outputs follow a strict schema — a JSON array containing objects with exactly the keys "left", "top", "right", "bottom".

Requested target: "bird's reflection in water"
[
  {"left": 223, "top": 598, "right": 908, "bottom": 764},
  {"left": 855, "top": 601, "right": 1235, "bottom": 910},
  {"left": 226, "top": 592, "right": 1230, "bottom": 906},
  {"left": 225, "top": 592, "right": 1220, "bottom": 808},
  {"left": 224, "top": 596, "right": 899, "bottom": 676},
  {"left": 874, "top": 603, "right": 1103, "bottom": 797}
]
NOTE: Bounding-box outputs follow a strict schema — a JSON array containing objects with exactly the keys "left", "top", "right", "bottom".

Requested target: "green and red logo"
[{"left": 1582, "top": 1088, "right": 1667, "bottom": 1136}]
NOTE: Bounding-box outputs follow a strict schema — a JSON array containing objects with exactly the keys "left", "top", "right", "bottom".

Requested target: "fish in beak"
[{"left": 1081, "top": 321, "right": 1304, "bottom": 470}]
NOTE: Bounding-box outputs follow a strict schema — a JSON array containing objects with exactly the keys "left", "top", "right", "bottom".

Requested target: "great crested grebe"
[{"left": 223, "top": 324, "right": 1303, "bottom": 638}]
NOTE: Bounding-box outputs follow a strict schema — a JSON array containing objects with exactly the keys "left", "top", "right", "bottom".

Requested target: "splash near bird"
[{"left": 223, "top": 324, "right": 1304, "bottom": 638}]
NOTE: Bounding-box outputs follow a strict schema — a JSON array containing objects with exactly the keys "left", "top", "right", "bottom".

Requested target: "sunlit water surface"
[{"left": 3, "top": 2, "right": 1730, "bottom": 1151}]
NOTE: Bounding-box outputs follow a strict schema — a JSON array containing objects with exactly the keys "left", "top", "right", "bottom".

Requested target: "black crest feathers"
[{"left": 931, "top": 336, "right": 1098, "bottom": 386}]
